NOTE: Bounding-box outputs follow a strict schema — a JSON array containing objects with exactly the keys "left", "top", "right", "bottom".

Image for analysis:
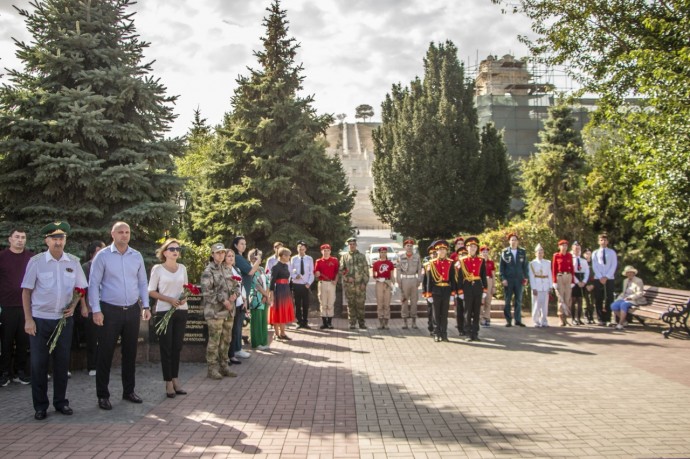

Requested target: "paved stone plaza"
[{"left": 0, "top": 318, "right": 688, "bottom": 458}]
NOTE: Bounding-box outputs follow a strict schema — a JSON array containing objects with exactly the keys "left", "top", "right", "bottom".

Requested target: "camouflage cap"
[{"left": 211, "top": 243, "right": 227, "bottom": 253}]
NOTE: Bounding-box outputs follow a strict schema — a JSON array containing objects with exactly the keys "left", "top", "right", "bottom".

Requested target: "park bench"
[{"left": 627, "top": 286, "right": 690, "bottom": 338}]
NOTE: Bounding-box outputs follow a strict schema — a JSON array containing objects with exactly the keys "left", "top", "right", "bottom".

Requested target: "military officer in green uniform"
[{"left": 339, "top": 237, "right": 369, "bottom": 329}]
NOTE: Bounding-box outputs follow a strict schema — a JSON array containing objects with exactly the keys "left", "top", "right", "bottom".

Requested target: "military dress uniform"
[
  {"left": 528, "top": 245, "right": 552, "bottom": 327},
  {"left": 339, "top": 238, "right": 369, "bottom": 329},
  {"left": 422, "top": 240, "right": 457, "bottom": 342},
  {"left": 499, "top": 236, "right": 530, "bottom": 326},
  {"left": 450, "top": 237, "right": 467, "bottom": 334},
  {"left": 455, "top": 237, "right": 487, "bottom": 341},
  {"left": 396, "top": 239, "right": 422, "bottom": 329},
  {"left": 422, "top": 243, "right": 437, "bottom": 335},
  {"left": 480, "top": 246, "right": 496, "bottom": 326}
]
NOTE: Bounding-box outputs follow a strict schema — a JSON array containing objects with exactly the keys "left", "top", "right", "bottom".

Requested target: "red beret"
[
  {"left": 480, "top": 245, "right": 489, "bottom": 252},
  {"left": 506, "top": 232, "right": 518, "bottom": 240},
  {"left": 320, "top": 244, "right": 331, "bottom": 250},
  {"left": 403, "top": 238, "right": 415, "bottom": 245},
  {"left": 454, "top": 236, "right": 464, "bottom": 244},
  {"left": 558, "top": 239, "right": 569, "bottom": 246},
  {"left": 378, "top": 246, "right": 388, "bottom": 252}
]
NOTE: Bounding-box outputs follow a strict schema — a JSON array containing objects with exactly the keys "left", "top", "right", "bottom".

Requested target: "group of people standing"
[{"left": 2, "top": 222, "right": 648, "bottom": 420}]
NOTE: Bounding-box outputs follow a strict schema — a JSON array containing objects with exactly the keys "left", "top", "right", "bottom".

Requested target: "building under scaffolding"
[{"left": 470, "top": 54, "right": 596, "bottom": 159}]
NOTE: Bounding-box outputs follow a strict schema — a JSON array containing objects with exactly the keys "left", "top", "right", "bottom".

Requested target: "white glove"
[
  {"left": 427, "top": 297, "right": 433, "bottom": 304},
  {"left": 482, "top": 293, "right": 487, "bottom": 299},
  {"left": 552, "top": 283, "right": 558, "bottom": 290},
  {"left": 459, "top": 294, "right": 464, "bottom": 300}
]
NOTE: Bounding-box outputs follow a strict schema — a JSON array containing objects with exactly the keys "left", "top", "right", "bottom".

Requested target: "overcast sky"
[{"left": 0, "top": 0, "right": 536, "bottom": 138}]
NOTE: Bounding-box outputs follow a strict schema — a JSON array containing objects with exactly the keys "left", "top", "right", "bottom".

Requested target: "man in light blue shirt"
[
  {"left": 591, "top": 233, "right": 618, "bottom": 326},
  {"left": 89, "top": 221, "right": 151, "bottom": 410},
  {"left": 290, "top": 241, "right": 314, "bottom": 329},
  {"left": 21, "top": 221, "right": 87, "bottom": 420}
]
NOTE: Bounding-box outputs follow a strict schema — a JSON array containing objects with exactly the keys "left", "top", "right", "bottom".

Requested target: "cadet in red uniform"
[
  {"left": 449, "top": 237, "right": 467, "bottom": 334},
  {"left": 479, "top": 246, "right": 495, "bottom": 327},
  {"left": 422, "top": 240, "right": 456, "bottom": 342},
  {"left": 456, "top": 237, "right": 487, "bottom": 342},
  {"left": 372, "top": 247, "right": 395, "bottom": 330},
  {"left": 314, "top": 244, "right": 339, "bottom": 330},
  {"left": 552, "top": 239, "right": 575, "bottom": 326}
]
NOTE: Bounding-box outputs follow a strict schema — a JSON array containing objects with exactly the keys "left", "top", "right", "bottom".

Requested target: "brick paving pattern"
[{"left": 0, "top": 318, "right": 689, "bottom": 458}]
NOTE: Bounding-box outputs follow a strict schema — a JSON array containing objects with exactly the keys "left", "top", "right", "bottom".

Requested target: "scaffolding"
[{"left": 468, "top": 54, "right": 594, "bottom": 159}]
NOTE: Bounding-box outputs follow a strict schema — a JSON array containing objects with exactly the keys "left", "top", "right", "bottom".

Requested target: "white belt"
[{"left": 400, "top": 275, "right": 418, "bottom": 279}]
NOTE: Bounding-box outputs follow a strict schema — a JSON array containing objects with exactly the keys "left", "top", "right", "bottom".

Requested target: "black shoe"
[
  {"left": 175, "top": 389, "right": 187, "bottom": 395},
  {"left": 34, "top": 410, "right": 47, "bottom": 420},
  {"left": 473, "top": 337, "right": 481, "bottom": 342},
  {"left": 515, "top": 322, "right": 526, "bottom": 327},
  {"left": 505, "top": 322, "right": 512, "bottom": 327},
  {"left": 466, "top": 337, "right": 474, "bottom": 342},
  {"left": 442, "top": 337, "right": 450, "bottom": 342},
  {"left": 166, "top": 392, "right": 176, "bottom": 398},
  {"left": 123, "top": 392, "right": 143, "bottom": 404},
  {"left": 320, "top": 319, "right": 328, "bottom": 330},
  {"left": 296, "top": 324, "right": 305, "bottom": 329},
  {"left": 0, "top": 374, "right": 9, "bottom": 387},
  {"left": 56, "top": 405, "right": 73, "bottom": 415},
  {"left": 98, "top": 398, "right": 112, "bottom": 410},
  {"left": 229, "top": 358, "right": 242, "bottom": 365},
  {"left": 303, "top": 324, "right": 312, "bottom": 329},
  {"left": 358, "top": 323, "right": 367, "bottom": 329}
]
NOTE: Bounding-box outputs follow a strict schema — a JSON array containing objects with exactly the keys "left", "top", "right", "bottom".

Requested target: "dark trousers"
[
  {"left": 293, "top": 284, "right": 310, "bottom": 325},
  {"left": 0, "top": 306, "right": 29, "bottom": 377},
  {"left": 96, "top": 303, "right": 141, "bottom": 399},
  {"left": 157, "top": 310, "right": 187, "bottom": 381},
  {"left": 504, "top": 279, "right": 525, "bottom": 324},
  {"left": 228, "top": 307, "right": 244, "bottom": 358},
  {"left": 455, "top": 297, "right": 465, "bottom": 334},
  {"left": 74, "top": 312, "right": 98, "bottom": 371},
  {"left": 30, "top": 317, "right": 73, "bottom": 411},
  {"left": 432, "top": 288, "right": 451, "bottom": 338},
  {"left": 427, "top": 300, "right": 435, "bottom": 332},
  {"left": 464, "top": 282, "right": 483, "bottom": 339},
  {"left": 594, "top": 280, "right": 614, "bottom": 323}
]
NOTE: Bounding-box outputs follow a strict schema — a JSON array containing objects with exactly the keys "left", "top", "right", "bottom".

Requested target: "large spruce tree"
[
  {"left": 520, "top": 100, "right": 587, "bottom": 237},
  {"left": 371, "top": 41, "right": 511, "bottom": 238},
  {"left": 0, "top": 0, "right": 183, "bottom": 250},
  {"left": 191, "top": 0, "right": 354, "bottom": 250}
]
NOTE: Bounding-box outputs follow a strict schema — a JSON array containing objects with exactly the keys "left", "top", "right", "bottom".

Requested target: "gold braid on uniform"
[
  {"left": 427, "top": 260, "right": 447, "bottom": 283},
  {"left": 459, "top": 255, "right": 481, "bottom": 282}
]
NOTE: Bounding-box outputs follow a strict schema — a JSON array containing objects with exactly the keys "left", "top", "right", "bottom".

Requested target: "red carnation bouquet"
[
  {"left": 48, "top": 287, "right": 86, "bottom": 353},
  {"left": 156, "top": 283, "right": 200, "bottom": 335}
]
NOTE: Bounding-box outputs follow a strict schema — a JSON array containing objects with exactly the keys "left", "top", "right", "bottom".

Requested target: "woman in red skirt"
[{"left": 268, "top": 247, "right": 296, "bottom": 340}]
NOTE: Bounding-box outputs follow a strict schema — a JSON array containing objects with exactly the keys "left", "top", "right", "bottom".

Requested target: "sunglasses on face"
[{"left": 166, "top": 247, "right": 182, "bottom": 252}]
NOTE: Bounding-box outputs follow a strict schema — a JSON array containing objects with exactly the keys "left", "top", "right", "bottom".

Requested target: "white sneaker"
[
  {"left": 88, "top": 370, "right": 96, "bottom": 376},
  {"left": 257, "top": 345, "right": 270, "bottom": 351},
  {"left": 236, "top": 350, "right": 251, "bottom": 359},
  {"left": 615, "top": 324, "right": 624, "bottom": 330}
]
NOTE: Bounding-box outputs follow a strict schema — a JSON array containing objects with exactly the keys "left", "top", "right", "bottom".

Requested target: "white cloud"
[{"left": 0, "top": 0, "right": 535, "bottom": 136}]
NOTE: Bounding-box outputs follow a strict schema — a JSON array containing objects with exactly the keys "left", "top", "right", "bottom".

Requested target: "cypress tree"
[
  {"left": 371, "top": 41, "right": 510, "bottom": 238},
  {"left": 0, "top": 0, "right": 183, "bottom": 250},
  {"left": 192, "top": 0, "right": 354, "bottom": 250}
]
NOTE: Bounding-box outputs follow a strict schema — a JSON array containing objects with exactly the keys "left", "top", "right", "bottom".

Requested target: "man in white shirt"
[
  {"left": 591, "top": 233, "right": 617, "bottom": 326},
  {"left": 21, "top": 222, "right": 87, "bottom": 420},
  {"left": 528, "top": 244, "right": 551, "bottom": 327},
  {"left": 290, "top": 241, "right": 314, "bottom": 329}
]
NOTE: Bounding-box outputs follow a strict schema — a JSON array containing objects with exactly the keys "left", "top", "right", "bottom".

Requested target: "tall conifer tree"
[
  {"left": 192, "top": 0, "right": 354, "bottom": 249},
  {"left": 0, "top": 0, "right": 183, "bottom": 249},
  {"left": 371, "top": 41, "right": 511, "bottom": 238}
]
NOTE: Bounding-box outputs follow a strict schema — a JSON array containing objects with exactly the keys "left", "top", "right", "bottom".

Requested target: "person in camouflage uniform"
[
  {"left": 339, "top": 237, "right": 369, "bottom": 329},
  {"left": 201, "top": 243, "right": 238, "bottom": 380}
]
